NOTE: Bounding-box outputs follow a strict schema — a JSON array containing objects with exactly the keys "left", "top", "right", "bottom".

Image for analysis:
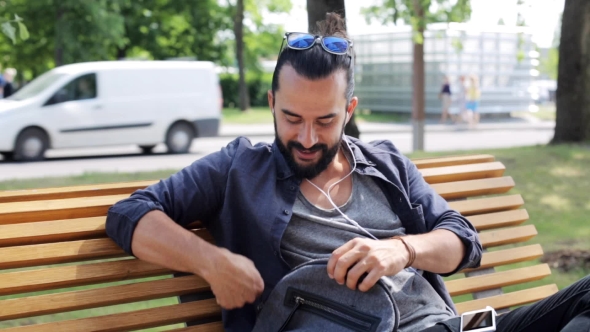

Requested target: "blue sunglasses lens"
[
  {"left": 287, "top": 33, "right": 315, "bottom": 49},
  {"left": 323, "top": 36, "right": 349, "bottom": 53}
]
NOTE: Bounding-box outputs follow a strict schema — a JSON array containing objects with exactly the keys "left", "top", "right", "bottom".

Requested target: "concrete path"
[{"left": 0, "top": 118, "right": 555, "bottom": 181}]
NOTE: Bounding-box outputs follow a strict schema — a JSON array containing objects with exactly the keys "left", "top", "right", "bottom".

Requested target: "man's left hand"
[{"left": 327, "top": 237, "right": 409, "bottom": 292}]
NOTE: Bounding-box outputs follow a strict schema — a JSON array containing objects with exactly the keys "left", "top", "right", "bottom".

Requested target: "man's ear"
[
  {"left": 346, "top": 97, "right": 359, "bottom": 123},
  {"left": 268, "top": 90, "right": 274, "bottom": 114}
]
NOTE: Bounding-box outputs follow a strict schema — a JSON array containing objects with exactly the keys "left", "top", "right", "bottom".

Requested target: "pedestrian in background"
[
  {"left": 455, "top": 75, "right": 467, "bottom": 124},
  {"left": 466, "top": 75, "right": 481, "bottom": 128},
  {"left": 438, "top": 75, "right": 452, "bottom": 123},
  {"left": 3, "top": 68, "right": 17, "bottom": 98}
]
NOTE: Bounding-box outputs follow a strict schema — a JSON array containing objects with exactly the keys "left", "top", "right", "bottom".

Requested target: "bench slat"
[
  {"left": 0, "top": 181, "right": 156, "bottom": 204},
  {"left": 0, "top": 155, "right": 495, "bottom": 204},
  {"left": 0, "top": 259, "right": 170, "bottom": 296},
  {"left": 466, "top": 209, "right": 529, "bottom": 231},
  {"left": 0, "top": 243, "right": 542, "bottom": 298},
  {"left": 0, "top": 223, "right": 530, "bottom": 271},
  {"left": 0, "top": 194, "right": 129, "bottom": 225},
  {"left": 420, "top": 162, "right": 505, "bottom": 184},
  {"left": 2, "top": 299, "right": 221, "bottom": 332},
  {"left": 455, "top": 284, "right": 559, "bottom": 314},
  {"left": 449, "top": 195, "right": 524, "bottom": 216},
  {"left": 0, "top": 230, "right": 212, "bottom": 270},
  {"left": 445, "top": 264, "right": 552, "bottom": 296},
  {"left": 461, "top": 244, "right": 544, "bottom": 273},
  {"left": 479, "top": 225, "right": 537, "bottom": 248},
  {"left": 412, "top": 154, "right": 495, "bottom": 169},
  {"left": 0, "top": 275, "right": 209, "bottom": 321},
  {"left": 431, "top": 177, "right": 514, "bottom": 200},
  {"left": 0, "top": 217, "right": 106, "bottom": 247}
]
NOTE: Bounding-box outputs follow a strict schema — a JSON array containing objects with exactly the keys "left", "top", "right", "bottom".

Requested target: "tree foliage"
[
  {"left": 0, "top": 0, "right": 290, "bottom": 82},
  {"left": 362, "top": 0, "right": 471, "bottom": 43}
]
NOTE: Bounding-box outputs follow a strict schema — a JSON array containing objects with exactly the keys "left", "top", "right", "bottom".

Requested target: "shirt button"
[
  {"left": 273, "top": 251, "right": 278, "bottom": 257},
  {"left": 289, "top": 185, "right": 296, "bottom": 191},
  {"left": 283, "top": 210, "right": 290, "bottom": 215}
]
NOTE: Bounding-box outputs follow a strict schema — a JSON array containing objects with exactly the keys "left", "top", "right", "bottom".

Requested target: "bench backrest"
[{"left": 0, "top": 154, "right": 557, "bottom": 331}]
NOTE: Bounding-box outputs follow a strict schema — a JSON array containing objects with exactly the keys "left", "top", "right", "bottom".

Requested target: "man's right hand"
[{"left": 201, "top": 247, "right": 265, "bottom": 310}]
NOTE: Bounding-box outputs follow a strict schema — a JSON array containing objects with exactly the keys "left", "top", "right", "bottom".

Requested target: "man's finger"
[
  {"left": 332, "top": 249, "right": 362, "bottom": 284},
  {"left": 345, "top": 258, "right": 370, "bottom": 290},
  {"left": 358, "top": 269, "right": 381, "bottom": 292},
  {"left": 327, "top": 240, "right": 357, "bottom": 278}
]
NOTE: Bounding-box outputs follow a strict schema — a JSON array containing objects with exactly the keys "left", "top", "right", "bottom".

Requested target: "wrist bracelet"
[{"left": 392, "top": 236, "right": 416, "bottom": 268}]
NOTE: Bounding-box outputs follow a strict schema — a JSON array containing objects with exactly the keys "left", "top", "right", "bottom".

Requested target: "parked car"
[{"left": 0, "top": 61, "right": 222, "bottom": 161}]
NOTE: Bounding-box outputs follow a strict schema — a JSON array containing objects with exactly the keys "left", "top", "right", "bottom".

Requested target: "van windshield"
[{"left": 8, "top": 72, "right": 66, "bottom": 101}]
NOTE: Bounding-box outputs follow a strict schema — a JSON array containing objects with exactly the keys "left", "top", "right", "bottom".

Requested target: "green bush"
[{"left": 219, "top": 72, "right": 273, "bottom": 108}]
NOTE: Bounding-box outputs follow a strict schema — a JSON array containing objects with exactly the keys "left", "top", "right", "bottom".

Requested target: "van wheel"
[
  {"left": 14, "top": 128, "right": 49, "bottom": 161},
  {"left": 139, "top": 145, "right": 156, "bottom": 154},
  {"left": 165, "top": 123, "right": 194, "bottom": 154}
]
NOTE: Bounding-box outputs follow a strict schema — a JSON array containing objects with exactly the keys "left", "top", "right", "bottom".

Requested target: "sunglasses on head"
[{"left": 280, "top": 32, "right": 353, "bottom": 55}]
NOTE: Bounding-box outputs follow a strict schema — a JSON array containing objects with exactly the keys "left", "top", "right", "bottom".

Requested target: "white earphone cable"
[{"left": 305, "top": 138, "right": 377, "bottom": 240}]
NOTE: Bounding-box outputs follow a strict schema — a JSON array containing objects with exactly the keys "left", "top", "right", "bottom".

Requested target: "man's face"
[{"left": 268, "top": 65, "right": 357, "bottom": 179}]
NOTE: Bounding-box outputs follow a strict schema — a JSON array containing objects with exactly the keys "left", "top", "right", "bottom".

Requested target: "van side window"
[{"left": 45, "top": 73, "right": 97, "bottom": 106}]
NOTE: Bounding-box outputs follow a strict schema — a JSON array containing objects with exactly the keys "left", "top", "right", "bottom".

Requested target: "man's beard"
[{"left": 274, "top": 119, "right": 345, "bottom": 179}]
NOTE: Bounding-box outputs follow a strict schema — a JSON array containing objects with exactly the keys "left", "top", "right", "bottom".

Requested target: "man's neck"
[{"left": 309, "top": 147, "right": 351, "bottom": 186}]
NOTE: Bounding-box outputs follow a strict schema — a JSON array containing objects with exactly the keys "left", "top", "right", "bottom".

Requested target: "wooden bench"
[{"left": 0, "top": 154, "right": 558, "bottom": 330}]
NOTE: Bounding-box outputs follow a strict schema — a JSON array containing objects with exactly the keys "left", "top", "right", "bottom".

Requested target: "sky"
[{"left": 266, "top": 0, "right": 565, "bottom": 48}]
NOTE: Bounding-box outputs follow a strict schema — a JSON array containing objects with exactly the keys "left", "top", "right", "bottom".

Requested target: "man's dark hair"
[{"left": 271, "top": 12, "right": 354, "bottom": 105}]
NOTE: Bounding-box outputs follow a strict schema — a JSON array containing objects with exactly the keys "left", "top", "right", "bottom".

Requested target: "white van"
[{"left": 0, "top": 61, "right": 222, "bottom": 161}]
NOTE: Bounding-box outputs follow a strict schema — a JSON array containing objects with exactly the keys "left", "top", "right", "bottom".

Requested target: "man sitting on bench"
[{"left": 106, "top": 13, "right": 590, "bottom": 332}]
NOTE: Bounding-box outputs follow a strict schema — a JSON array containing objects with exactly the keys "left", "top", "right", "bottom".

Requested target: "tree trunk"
[
  {"left": 234, "top": 0, "right": 249, "bottom": 111},
  {"left": 306, "top": 0, "right": 345, "bottom": 33},
  {"left": 412, "top": 0, "right": 426, "bottom": 151},
  {"left": 306, "top": 0, "right": 360, "bottom": 139},
  {"left": 55, "top": 3, "right": 64, "bottom": 67},
  {"left": 553, "top": 0, "right": 590, "bottom": 143}
]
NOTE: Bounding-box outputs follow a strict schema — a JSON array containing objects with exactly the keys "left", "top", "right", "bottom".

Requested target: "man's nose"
[{"left": 298, "top": 122, "right": 318, "bottom": 149}]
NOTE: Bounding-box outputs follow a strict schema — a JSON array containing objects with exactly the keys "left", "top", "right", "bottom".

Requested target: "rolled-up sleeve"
[
  {"left": 105, "top": 137, "right": 244, "bottom": 255},
  {"left": 404, "top": 157, "right": 483, "bottom": 276}
]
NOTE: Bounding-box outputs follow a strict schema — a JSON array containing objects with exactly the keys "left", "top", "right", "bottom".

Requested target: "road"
[{"left": 0, "top": 125, "right": 554, "bottom": 180}]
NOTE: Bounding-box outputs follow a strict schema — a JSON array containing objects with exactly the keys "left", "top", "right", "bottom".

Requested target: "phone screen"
[{"left": 462, "top": 310, "right": 494, "bottom": 331}]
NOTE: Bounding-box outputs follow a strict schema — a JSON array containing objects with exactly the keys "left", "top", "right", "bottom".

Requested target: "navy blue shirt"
[{"left": 106, "top": 136, "right": 482, "bottom": 331}]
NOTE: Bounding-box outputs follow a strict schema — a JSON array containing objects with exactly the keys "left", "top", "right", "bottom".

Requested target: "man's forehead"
[{"left": 278, "top": 65, "right": 347, "bottom": 91}]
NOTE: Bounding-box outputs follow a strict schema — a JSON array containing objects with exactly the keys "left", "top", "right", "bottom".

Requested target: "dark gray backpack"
[{"left": 252, "top": 258, "right": 399, "bottom": 332}]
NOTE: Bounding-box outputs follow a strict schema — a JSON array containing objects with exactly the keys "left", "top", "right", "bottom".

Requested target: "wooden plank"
[
  {"left": 449, "top": 195, "right": 524, "bottom": 216},
  {"left": 0, "top": 259, "right": 171, "bottom": 296},
  {"left": 461, "top": 244, "right": 544, "bottom": 273},
  {"left": 455, "top": 284, "right": 559, "bottom": 314},
  {"left": 0, "top": 230, "right": 212, "bottom": 270},
  {"left": 420, "top": 162, "right": 505, "bottom": 184},
  {"left": 0, "top": 217, "right": 106, "bottom": 247},
  {"left": 467, "top": 209, "right": 529, "bottom": 231},
  {"left": 169, "top": 322, "right": 225, "bottom": 332},
  {"left": 445, "top": 264, "right": 552, "bottom": 296},
  {"left": 431, "top": 177, "right": 514, "bottom": 200},
  {"left": 412, "top": 154, "right": 495, "bottom": 169},
  {"left": 0, "top": 218, "right": 204, "bottom": 248},
  {"left": 0, "top": 275, "right": 210, "bottom": 320},
  {"left": 0, "top": 194, "right": 129, "bottom": 225},
  {"left": 0, "top": 181, "right": 156, "bottom": 204},
  {"left": 479, "top": 225, "right": 537, "bottom": 248},
  {"left": 2, "top": 299, "right": 221, "bottom": 332}
]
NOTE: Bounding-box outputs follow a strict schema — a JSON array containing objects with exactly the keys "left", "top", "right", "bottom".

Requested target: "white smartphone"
[{"left": 460, "top": 306, "right": 497, "bottom": 332}]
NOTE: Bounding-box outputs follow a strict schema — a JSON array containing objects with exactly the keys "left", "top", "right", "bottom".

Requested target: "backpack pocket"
[{"left": 280, "top": 287, "right": 382, "bottom": 332}]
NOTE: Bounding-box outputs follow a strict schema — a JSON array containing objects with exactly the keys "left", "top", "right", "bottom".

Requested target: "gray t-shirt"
[{"left": 280, "top": 171, "right": 454, "bottom": 331}]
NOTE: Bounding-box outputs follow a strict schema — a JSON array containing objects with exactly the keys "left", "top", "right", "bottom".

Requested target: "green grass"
[
  {"left": 511, "top": 104, "right": 556, "bottom": 121},
  {"left": 1, "top": 143, "right": 589, "bottom": 327},
  {"left": 221, "top": 107, "right": 410, "bottom": 124}
]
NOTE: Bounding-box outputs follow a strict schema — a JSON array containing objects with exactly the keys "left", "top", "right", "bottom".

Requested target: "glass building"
[{"left": 353, "top": 23, "right": 539, "bottom": 114}]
